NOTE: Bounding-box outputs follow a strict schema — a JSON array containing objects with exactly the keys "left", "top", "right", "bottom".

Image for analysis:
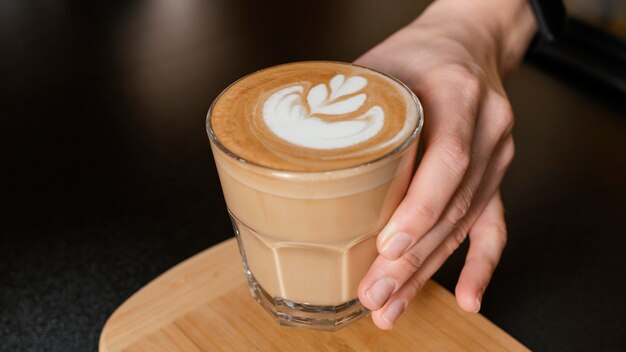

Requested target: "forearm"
[{"left": 409, "top": 0, "right": 537, "bottom": 78}]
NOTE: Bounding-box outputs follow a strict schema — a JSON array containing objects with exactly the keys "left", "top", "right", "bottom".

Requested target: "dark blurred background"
[{"left": 1, "top": 1, "right": 625, "bottom": 351}]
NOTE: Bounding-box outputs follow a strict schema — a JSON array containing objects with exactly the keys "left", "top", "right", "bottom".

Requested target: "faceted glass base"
[
  {"left": 230, "top": 213, "right": 371, "bottom": 331},
  {"left": 241, "top": 260, "right": 370, "bottom": 331}
]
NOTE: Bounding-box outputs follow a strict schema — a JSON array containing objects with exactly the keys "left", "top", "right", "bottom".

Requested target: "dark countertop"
[{"left": 1, "top": 1, "right": 625, "bottom": 351}]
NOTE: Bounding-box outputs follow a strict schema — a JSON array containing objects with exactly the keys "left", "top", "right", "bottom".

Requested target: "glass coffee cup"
[{"left": 207, "top": 61, "right": 423, "bottom": 331}]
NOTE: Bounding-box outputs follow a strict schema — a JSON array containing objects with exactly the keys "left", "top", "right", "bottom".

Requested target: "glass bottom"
[
  {"left": 240, "top": 259, "right": 370, "bottom": 331},
  {"left": 230, "top": 218, "right": 370, "bottom": 331}
]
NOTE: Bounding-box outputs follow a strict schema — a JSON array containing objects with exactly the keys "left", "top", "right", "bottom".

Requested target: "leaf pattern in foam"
[
  {"left": 330, "top": 75, "right": 367, "bottom": 100},
  {"left": 262, "top": 73, "right": 385, "bottom": 150},
  {"left": 307, "top": 75, "right": 368, "bottom": 115}
]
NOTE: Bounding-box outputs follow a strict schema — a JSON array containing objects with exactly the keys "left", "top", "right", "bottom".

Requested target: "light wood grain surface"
[{"left": 99, "top": 238, "right": 529, "bottom": 351}]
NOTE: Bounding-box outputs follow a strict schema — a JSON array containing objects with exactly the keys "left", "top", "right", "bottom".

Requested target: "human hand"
[{"left": 355, "top": 0, "right": 536, "bottom": 329}]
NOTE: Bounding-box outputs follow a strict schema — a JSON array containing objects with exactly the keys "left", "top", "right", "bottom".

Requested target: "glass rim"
[{"left": 206, "top": 60, "right": 424, "bottom": 176}]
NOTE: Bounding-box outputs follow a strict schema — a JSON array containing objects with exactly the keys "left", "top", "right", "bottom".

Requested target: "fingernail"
[
  {"left": 365, "top": 277, "right": 396, "bottom": 308},
  {"left": 474, "top": 290, "right": 483, "bottom": 313},
  {"left": 383, "top": 300, "right": 407, "bottom": 326},
  {"left": 377, "top": 223, "right": 397, "bottom": 245},
  {"left": 380, "top": 232, "right": 413, "bottom": 260}
]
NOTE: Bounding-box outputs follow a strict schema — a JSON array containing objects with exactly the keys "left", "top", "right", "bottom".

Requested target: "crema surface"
[{"left": 210, "top": 62, "right": 418, "bottom": 171}]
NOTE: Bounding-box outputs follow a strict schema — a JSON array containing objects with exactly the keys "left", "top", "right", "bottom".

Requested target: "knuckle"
[
  {"left": 491, "top": 94, "right": 515, "bottom": 136},
  {"left": 492, "top": 223, "right": 508, "bottom": 248},
  {"left": 497, "top": 138, "right": 516, "bottom": 173},
  {"left": 467, "top": 255, "right": 496, "bottom": 274},
  {"left": 444, "top": 63, "right": 482, "bottom": 92},
  {"left": 482, "top": 253, "right": 499, "bottom": 274},
  {"left": 405, "top": 202, "right": 437, "bottom": 229},
  {"left": 457, "top": 68, "right": 483, "bottom": 108},
  {"left": 447, "top": 64, "right": 482, "bottom": 111},
  {"left": 425, "top": 63, "right": 482, "bottom": 106},
  {"left": 504, "top": 139, "right": 515, "bottom": 164},
  {"left": 455, "top": 226, "right": 469, "bottom": 245},
  {"left": 445, "top": 232, "right": 465, "bottom": 257},
  {"left": 405, "top": 274, "right": 427, "bottom": 295},
  {"left": 399, "top": 249, "right": 426, "bottom": 272},
  {"left": 438, "top": 134, "right": 471, "bottom": 176},
  {"left": 445, "top": 186, "right": 474, "bottom": 226}
]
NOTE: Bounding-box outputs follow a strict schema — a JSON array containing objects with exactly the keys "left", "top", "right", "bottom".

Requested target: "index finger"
[{"left": 377, "top": 69, "right": 481, "bottom": 259}]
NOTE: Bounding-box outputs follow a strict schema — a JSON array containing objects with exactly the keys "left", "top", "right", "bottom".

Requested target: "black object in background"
[
  {"left": 530, "top": 0, "right": 567, "bottom": 41},
  {"left": 529, "top": 0, "right": 626, "bottom": 96}
]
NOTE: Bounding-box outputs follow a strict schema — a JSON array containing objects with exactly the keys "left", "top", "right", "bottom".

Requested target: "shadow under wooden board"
[{"left": 99, "top": 238, "right": 529, "bottom": 351}]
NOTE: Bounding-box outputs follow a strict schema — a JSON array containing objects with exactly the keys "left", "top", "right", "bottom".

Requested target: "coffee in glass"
[{"left": 207, "top": 61, "right": 423, "bottom": 330}]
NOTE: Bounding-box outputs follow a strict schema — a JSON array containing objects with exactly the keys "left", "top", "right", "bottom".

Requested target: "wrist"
[
  {"left": 410, "top": 0, "right": 537, "bottom": 78},
  {"left": 492, "top": 0, "right": 537, "bottom": 76}
]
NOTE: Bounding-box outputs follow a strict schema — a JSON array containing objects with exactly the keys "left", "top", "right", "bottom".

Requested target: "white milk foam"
[{"left": 262, "top": 74, "right": 385, "bottom": 150}]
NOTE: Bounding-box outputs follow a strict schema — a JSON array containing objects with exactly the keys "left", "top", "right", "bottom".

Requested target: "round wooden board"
[{"left": 99, "top": 238, "right": 528, "bottom": 351}]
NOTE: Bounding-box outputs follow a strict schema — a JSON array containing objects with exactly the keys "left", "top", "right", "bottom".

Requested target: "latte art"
[
  {"left": 210, "top": 62, "right": 420, "bottom": 171},
  {"left": 262, "top": 74, "right": 384, "bottom": 150}
]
